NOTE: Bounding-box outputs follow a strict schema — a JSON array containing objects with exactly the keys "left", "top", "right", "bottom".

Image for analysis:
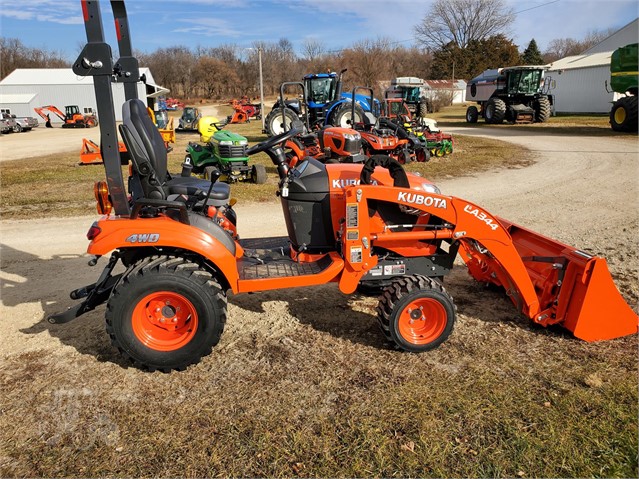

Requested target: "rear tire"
[
  {"left": 329, "top": 102, "right": 365, "bottom": 128},
  {"left": 377, "top": 275, "right": 455, "bottom": 352},
  {"left": 251, "top": 164, "right": 267, "bottom": 184},
  {"left": 265, "top": 107, "right": 298, "bottom": 137},
  {"left": 610, "top": 96, "right": 638, "bottom": 132},
  {"left": 484, "top": 98, "right": 506, "bottom": 124},
  {"left": 534, "top": 96, "right": 551, "bottom": 123},
  {"left": 466, "top": 106, "right": 479, "bottom": 123},
  {"left": 106, "top": 255, "right": 227, "bottom": 372}
]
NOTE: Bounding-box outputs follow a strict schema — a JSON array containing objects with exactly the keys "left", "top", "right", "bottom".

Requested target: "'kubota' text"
[{"left": 397, "top": 192, "right": 447, "bottom": 209}]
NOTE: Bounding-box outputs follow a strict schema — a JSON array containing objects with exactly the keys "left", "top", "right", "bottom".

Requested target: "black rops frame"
[{"left": 72, "top": 0, "right": 141, "bottom": 217}]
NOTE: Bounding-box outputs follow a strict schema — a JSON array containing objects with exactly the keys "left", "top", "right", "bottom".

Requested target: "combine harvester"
[{"left": 49, "top": 0, "right": 637, "bottom": 372}]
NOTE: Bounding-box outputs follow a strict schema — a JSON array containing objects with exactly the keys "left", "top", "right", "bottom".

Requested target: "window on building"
[{"left": 1, "top": 108, "right": 11, "bottom": 114}]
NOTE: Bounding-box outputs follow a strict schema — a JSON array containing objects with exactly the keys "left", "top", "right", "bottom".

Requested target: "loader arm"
[
  {"left": 34, "top": 106, "right": 66, "bottom": 122},
  {"left": 341, "top": 184, "right": 638, "bottom": 341}
]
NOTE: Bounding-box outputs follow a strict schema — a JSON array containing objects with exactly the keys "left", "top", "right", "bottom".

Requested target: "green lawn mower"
[{"left": 185, "top": 129, "right": 267, "bottom": 184}]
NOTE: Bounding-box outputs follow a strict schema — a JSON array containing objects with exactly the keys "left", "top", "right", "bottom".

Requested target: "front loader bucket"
[
  {"left": 560, "top": 256, "right": 638, "bottom": 341},
  {"left": 473, "top": 217, "right": 638, "bottom": 341}
]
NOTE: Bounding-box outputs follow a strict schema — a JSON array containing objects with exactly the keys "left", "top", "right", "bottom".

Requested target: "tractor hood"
[{"left": 212, "top": 130, "right": 248, "bottom": 145}]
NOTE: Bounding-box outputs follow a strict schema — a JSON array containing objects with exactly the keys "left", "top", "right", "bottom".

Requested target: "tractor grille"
[{"left": 219, "top": 144, "right": 248, "bottom": 158}]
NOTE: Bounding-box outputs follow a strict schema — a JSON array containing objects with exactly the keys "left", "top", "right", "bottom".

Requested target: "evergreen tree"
[{"left": 521, "top": 39, "right": 544, "bottom": 65}]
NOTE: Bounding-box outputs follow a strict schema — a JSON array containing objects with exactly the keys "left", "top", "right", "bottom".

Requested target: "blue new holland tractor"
[{"left": 264, "top": 69, "right": 378, "bottom": 135}]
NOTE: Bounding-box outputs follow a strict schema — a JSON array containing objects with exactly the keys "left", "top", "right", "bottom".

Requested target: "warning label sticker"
[
  {"left": 346, "top": 204, "right": 358, "bottom": 228},
  {"left": 350, "top": 246, "right": 362, "bottom": 263},
  {"left": 383, "top": 264, "right": 406, "bottom": 275}
]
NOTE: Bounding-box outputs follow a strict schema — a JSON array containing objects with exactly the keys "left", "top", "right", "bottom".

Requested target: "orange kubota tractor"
[
  {"left": 49, "top": 0, "right": 637, "bottom": 372},
  {"left": 34, "top": 105, "right": 98, "bottom": 128}
]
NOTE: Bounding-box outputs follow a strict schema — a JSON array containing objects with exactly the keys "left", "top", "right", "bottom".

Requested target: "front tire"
[
  {"left": 534, "top": 96, "right": 551, "bottom": 123},
  {"left": 251, "top": 164, "right": 267, "bottom": 184},
  {"left": 484, "top": 98, "right": 506, "bottom": 124},
  {"left": 106, "top": 255, "right": 227, "bottom": 371},
  {"left": 466, "top": 106, "right": 479, "bottom": 123},
  {"left": 610, "top": 96, "right": 638, "bottom": 132},
  {"left": 377, "top": 275, "right": 455, "bottom": 352}
]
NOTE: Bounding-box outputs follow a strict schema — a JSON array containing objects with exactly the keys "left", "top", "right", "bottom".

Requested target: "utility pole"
[{"left": 258, "top": 47, "right": 265, "bottom": 132}]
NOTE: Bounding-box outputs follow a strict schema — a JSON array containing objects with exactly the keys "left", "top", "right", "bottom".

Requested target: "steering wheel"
[
  {"left": 247, "top": 126, "right": 303, "bottom": 156},
  {"left": 360, "top": 154, "right": 409, "bottom": 188}
]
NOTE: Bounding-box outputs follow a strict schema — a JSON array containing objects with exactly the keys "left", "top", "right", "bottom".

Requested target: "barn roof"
[
  {"left": 547, "top": 51, "right": 612, "bottom": 71},
  {"left": 0, "top": 93, "right": 37, "bottom": 104},
  {"left": 0, "top": 67, "right": 155, "bottom": 86}
]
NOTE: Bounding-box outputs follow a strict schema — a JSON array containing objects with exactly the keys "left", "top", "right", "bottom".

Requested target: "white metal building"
[
  {"left": 0, "top": 67, "right": 168, "bottom": 122},
  {"left": 0, "top": 93, "right": 39, "bottom": 118},
  {"left": 423, "top": 80, "right": 467, "bottom": 104},
  {"left": 547, "top": 18, "right": 638, "bottom": 113}
]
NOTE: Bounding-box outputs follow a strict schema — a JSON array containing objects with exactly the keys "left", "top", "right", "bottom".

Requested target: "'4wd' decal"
[{"left": 125, "top": 233, "right": 160, "bottom": 243}]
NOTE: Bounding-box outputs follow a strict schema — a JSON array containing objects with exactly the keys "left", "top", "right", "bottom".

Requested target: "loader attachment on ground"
[{"left": 468, "top": 217, "right": 638, "bottom": 341}]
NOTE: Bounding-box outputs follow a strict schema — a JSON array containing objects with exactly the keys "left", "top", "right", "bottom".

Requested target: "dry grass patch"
[{"left": 0, "top": 120, "right": 529, "bottom": 220}]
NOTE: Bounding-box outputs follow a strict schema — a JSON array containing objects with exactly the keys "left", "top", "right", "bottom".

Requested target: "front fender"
[{"left": 87, "top": 215, "right": 241, "bottom": 292}]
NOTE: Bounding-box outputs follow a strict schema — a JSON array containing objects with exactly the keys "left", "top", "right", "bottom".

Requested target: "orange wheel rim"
[
  {"left": 398, "top": 298, "right": 447, "bottom": 345},
  {"left": 131, "top": 291, "right": 198, "bottom": 351}
]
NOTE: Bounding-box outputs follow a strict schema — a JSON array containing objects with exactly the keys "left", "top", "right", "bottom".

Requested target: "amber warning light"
[{"left": 94, "top": 181, "right": 113, "bottom": 215}]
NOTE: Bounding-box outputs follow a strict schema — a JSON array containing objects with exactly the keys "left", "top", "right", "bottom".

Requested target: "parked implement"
[
  {"left": 50, "top": 1, "right": 637, "bottom": 372},
  {"left": 34, "top": 105, "right": 98, "bottom": 128},
  {"left": 466, "top": 66, "right": 553, "bottom": 124},
  {"left": 607, "top": 43, "right": 638, "bottom": 132},
  {"left": 227, "top": 96, "right": 261, "bottom": 124}
]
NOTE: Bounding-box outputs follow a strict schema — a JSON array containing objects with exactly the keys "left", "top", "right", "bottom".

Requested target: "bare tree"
[
  {"left": 543, "top": 27, "right": 618, "bottom": 62},
  {"left": 1, "top": 37, "right": 68, "bottom": 80},
  {"left": 414, "top": 0, "right": 515, "bottom": 50},
  {"left": 302, "top": 38, "right": 326, "bottom": 62}
]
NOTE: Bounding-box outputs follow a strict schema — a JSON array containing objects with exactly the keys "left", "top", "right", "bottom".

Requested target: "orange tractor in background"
[{"left": 34, "top": 104, "right": 98, "bottom": 128}]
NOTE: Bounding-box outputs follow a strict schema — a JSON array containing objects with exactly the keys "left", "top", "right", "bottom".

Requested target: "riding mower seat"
[{"left": 120, "top": 99, "right": 230, "bottom": 204}]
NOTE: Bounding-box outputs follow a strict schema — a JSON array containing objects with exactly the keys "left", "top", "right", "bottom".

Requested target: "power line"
[{"left": 514, "top": 0, "right": 561, "bottom": 14}]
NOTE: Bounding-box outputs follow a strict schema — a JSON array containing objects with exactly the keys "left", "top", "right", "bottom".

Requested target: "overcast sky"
[{"left": 0, "top": 0, "right": 637, "bottom": 60}]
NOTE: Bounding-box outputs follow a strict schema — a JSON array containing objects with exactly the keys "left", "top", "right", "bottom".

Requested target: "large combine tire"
[
  {"left": 376, "top": 275, "right": 456, "bottom": 352},
  {"left": 329, "top": 102, "right": 365, "bottom": 128},
  {"left": 419, "top": 98, "right": 430, "bottom": 117},
  {"left": 106, "top": 255, "right": 227, "bottom": 372},
  {"left": 466, "top": 106, "right": 479, "bottom": 123},
  {"left": 484, "top": 98, "right": 506, "bottom": 124},
  {"left": 534, "top": 96, "right": 551, "bottom": 123},
  {"left": 265, "top": 107, "right": 298, "bottom": 137},
  {"left": 610, "top": 96, "right": 638, "bottom": 132}
]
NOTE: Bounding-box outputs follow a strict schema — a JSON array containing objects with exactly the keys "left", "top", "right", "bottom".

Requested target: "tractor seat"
[{"left": 121, "top": 99, "right": 229, "bottom": 202}]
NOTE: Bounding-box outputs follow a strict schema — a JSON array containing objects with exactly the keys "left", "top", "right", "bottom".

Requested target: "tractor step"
[
  {"left": 236, "top": 237, "right": 344, "bottom": 292},
  {"left": 239, "top": 236, "right": 330, "bottom": 279}
]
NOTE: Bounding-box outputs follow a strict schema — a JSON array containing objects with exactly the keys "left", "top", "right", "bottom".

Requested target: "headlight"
[
  {"left": 219, "top": 140, "right": 232, "bottom": 145},
  {"left": 421, "top": 182, "right": 441, "bottom": 195},
  {"left": 238, "top": 139, "right": 248, "bottom": 145},
  {"left": 343, "top": 133, "right": 360, "bottom": 141}
]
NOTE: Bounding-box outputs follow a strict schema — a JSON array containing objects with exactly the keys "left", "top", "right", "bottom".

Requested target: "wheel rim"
[
  {"left": 397, "top": 298, "right": 447, "bottom": 345},
  {"left": 614, "top": 106, "right": 627, "bottom": 125},
  {"left": 132, "top": 291, "right": 199, "bottom": 351}
]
